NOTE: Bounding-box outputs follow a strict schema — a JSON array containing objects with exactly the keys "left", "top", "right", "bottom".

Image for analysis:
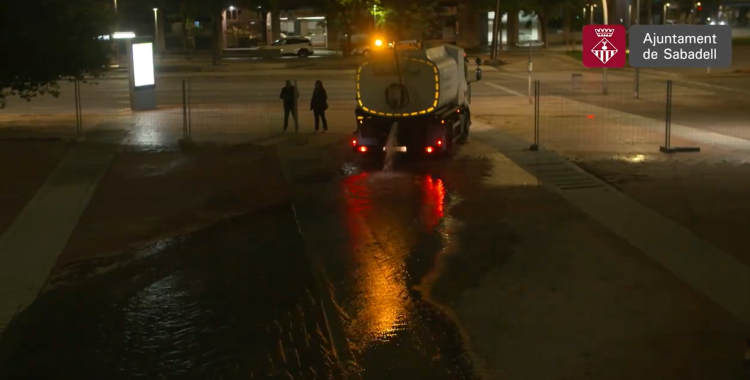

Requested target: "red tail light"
[
  {"left": 351, "top": 139, "right": 357, "bottom": 146},
  {"left": 437, "top": 140, "right": 442, "bottom": 146},
  {"left": 425, "top": 147, "right": 433, "bottom": 153},
  {"left": 359, "top": 146, "right": 368, "bottom": 153}
]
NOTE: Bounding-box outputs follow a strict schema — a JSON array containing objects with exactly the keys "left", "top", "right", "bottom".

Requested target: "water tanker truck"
[{"left": 352, "top": 43, "right": 482, "bottom": 156}]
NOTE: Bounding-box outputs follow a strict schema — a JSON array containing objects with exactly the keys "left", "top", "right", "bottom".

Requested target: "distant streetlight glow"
[
  {"left": 153, "top": 8, "right": 159, "bottom": 56},
  {"left": 229, "top": 5, "right": 235, "bottom": 10},
  {"left": 113, "top": 31, "right": 136, "bottom": 39}
]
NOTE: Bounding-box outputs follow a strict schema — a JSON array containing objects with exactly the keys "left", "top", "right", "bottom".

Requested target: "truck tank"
[{"left": 355, "top": 45, "right": 468, "bottom": 117}]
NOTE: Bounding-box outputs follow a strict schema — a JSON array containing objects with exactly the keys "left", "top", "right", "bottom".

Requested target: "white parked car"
[{"left": 261, "top": 37, "right": 314, "bottom": 57}]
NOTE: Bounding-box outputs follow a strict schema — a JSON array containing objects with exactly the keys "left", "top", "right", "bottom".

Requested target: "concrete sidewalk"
[
  {"left": 0, "top": 131, "right": 128, "bottom": 335},
  {"left": 472, "top": 121, "right": 750, "bottom": 326}
]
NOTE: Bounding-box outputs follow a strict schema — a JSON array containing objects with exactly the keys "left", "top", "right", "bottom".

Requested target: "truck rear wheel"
[
  {"left": 441, "top": 121, "right": 455, "bottom": 158},
  {"left": 458, "top": 111, "right": 471, "bottom": 143}
]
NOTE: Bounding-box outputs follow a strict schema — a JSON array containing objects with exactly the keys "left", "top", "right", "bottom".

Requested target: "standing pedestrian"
[
  {"left": 310, "top": 80, "right": 328, "bottom": 133},
  {"left": 279, "top": 80, "right": 299, "bottom": 132}
]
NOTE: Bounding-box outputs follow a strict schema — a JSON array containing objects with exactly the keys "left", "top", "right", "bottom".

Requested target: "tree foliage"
[
  {"left": 323, "top": 0, "right": 441, "bottom": 45},
  {"left": 324, "top": 0, "right": 378, "bottom": 52},
  {"left": 523, "top": 0, "right": 587, "bottom": 45},
  {"left": 379, "top": 0, "right": 440, "bottom": 40},
  {"left": 0, "top": 0, "right": 113, "bottom": 108},
  {"left": 327, "top": 0, "right": 378, "bottom": 34}
]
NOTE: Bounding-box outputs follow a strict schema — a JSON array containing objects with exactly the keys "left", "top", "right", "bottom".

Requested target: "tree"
[
  {"left": 476, "top": 0, "right": 525, "bottom": 49},
  {"left": 166, "top": 0, "right": 232, "bottom": 65},
  {"left": 379, "top": 0, "right": 440, "bottom": 41},
  {"left": 0, "top": 0, "right": 113, "bottom": 108},
  {"left": 558, "top": 0, "right": 587, "bottom": 48},
  {"left": 326, "top": 0, "right": 379, "bottom": 54},
  {"left": 526, "top": 0, "right": 585, "bottom": 47}
]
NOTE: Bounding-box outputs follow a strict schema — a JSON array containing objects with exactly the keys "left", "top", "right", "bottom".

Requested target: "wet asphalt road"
[
  {"left": 0, "top": 72, "right": 513, "bottom": 113},
  {"left": 0, "top": 147, "right": 490, "bottom": 380},
  {"left": 334, "top": 170, "right": 478, "bottom": 380},
  {"left": 0, "top": 205, "right": 340, "bottom": 380}
]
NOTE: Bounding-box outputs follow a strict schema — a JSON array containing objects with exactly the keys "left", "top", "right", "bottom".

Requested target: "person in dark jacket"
[
  {"left": 279, "top": 80, "right": 299, "bottom": 132},
  {"left": 310, "top": 80, "right": 328, "bottom": 132}
]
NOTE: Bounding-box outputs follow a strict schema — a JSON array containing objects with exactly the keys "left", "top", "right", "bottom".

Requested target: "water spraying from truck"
[{"left": 383, "top": 122, "right": 399, "bottom": 172}]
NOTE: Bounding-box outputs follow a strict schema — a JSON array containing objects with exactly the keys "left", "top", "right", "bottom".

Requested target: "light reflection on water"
[
  {"left": 342, "top": 172, "right": 410, "bottom": 350},
  {"left": 115, "top": 273, "right": 227, "bottom": 376},
  {"left": 423, "top": 176, "right": 445, "bottom": 228},
  {"left": 340, "top": 171, "right": 451, "bottom": 352}
]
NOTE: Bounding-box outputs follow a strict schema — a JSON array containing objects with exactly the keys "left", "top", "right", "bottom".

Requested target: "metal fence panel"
[{"left": 536, "top": 77, "right": 668, "bottom": 155}]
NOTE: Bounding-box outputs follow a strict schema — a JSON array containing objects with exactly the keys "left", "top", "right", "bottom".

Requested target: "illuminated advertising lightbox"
[{"left": 132, "top": 42, "right": 155, "bottom": 87}]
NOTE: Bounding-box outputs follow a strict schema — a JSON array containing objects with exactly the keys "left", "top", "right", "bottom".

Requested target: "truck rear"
[{"left": 351, "top": 44, "right": 482, "bottom": 157}]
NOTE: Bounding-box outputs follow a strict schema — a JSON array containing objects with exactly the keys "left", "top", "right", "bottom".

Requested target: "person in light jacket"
[
  {"left": 279, "top": 80, "right": 299, "bottom": 132},
  {"left": 310, "top": 80, "right": 328, "bottom": 133}
]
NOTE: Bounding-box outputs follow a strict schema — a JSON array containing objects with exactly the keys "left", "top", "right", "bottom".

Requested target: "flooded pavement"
[
  {"left": 0, "top": 144, "right": 489, "bottom": 380},
  {"left": 3, "top": 136, "right": 744, "bottom": 379},
  {"left": 0, "top": 204, "right": 339, "bottom": 380},
  {"left": 337, "top": 171, "right": 477, "bottom": 380}
]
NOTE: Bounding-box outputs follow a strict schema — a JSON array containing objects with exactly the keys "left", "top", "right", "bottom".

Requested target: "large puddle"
[
  {"left": 338, "top": 167, "right": 478, "bottom": 380},
  {"left": 0, "top": 154, "right": 486, "bottom": 380},
  {"left": 0, "top": 204, "right": 338, "bottom": 380}
]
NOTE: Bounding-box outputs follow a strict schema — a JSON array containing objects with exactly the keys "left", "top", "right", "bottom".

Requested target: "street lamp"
[
  {"left": 663, "top": 3, "right": 670, "bottom": 24},
  {"left": 153, "top": 8, "right": 158, "bottom": 35},
  {"left": 590, "top": 4, "right": 596, "bottom": 24},
  {"left": 153, "top": 8, "right": 159, "bottom": 58}
]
